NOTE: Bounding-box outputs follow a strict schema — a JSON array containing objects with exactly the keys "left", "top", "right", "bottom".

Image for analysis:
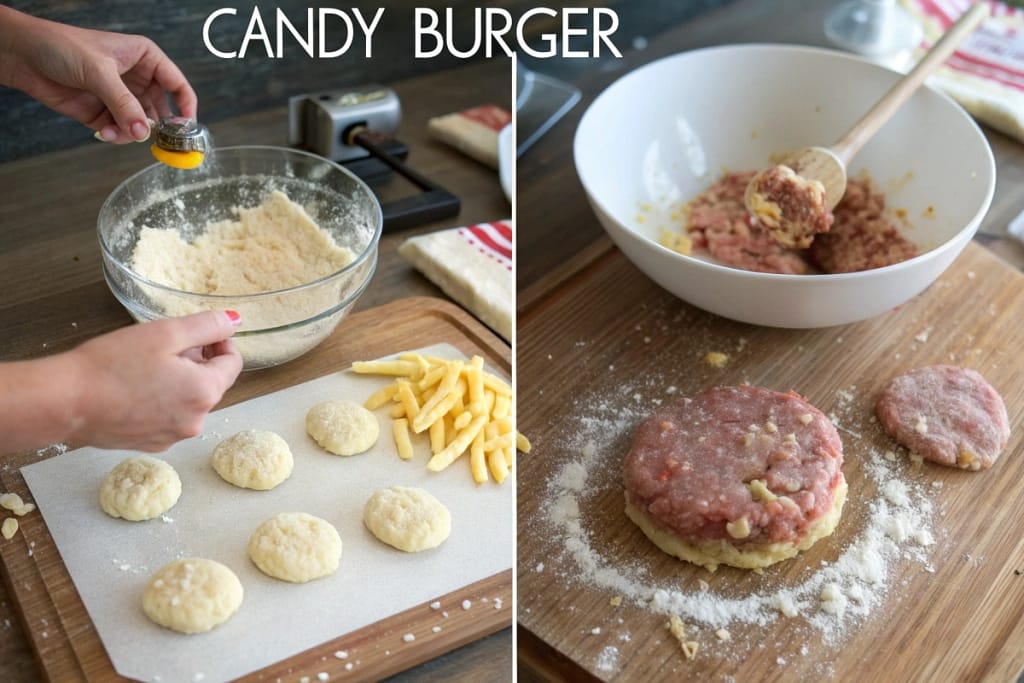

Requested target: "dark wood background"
[{"left": 0, "top": 0, "right": 732, "bottom": 162}]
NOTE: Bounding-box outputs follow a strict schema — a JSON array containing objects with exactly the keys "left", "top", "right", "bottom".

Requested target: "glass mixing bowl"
[{"left": 98, "top": 146, "right": 382, "bottom": 369}]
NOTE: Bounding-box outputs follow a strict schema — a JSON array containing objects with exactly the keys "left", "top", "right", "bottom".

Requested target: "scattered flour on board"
[
  {"left": 35, "top": 443, "right": 68, "bottom": 458},
  {"left": 540, "top": 378, "right": 939, "bottom": 655},
  {"left": 596, "top": 645, "right": 620, "bottom": 672}
]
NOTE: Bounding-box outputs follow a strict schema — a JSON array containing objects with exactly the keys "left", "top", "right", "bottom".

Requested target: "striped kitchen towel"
[
  {"left": 399, "top": 220, "right": 513, "bottom": 341},
  {"left": 902, "top": 0, "right": 1024, "bottom": 142}
]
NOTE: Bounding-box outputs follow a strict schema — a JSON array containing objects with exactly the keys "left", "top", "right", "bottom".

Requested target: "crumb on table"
[{"left": 704, "top": 351, "right": 729, "bottom": 368}]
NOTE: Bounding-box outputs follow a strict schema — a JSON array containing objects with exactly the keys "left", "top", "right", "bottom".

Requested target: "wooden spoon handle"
[{"left": 831, "top": 2, "right": 988, "bottom": 163}]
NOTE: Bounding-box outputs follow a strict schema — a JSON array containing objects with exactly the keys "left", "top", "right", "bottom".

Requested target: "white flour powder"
[
  {"left": 595, "top": 645, "right": 619, "bottom": 672},
  {"left": 131, "top": 190, "right": 354, "bottom": 297},
  {"left": 539, "top": 378, "right": 939, "bottom": 662},
  {"left": 126, "top": 190, "right": 366, "bottom": 365}
]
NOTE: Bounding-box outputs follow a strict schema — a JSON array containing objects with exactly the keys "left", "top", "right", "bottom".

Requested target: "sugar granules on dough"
[{"left": 540, "top": 378, "right": 938, "bottom": 661}]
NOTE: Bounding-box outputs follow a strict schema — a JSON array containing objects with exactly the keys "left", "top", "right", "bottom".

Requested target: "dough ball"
[
  {"left": 100, "top": 456, "right": 182, "bottom": 521},
  {"left": 248, "top": 512, "right": 342, "bottom": 583},
  {"left": 211, "top": 430, "right": 294, "bottom": 490},
  {"left": 142, "top": 558, "right": 243, "bottom": 634},
  {"left": 364, "top": 486, "right": 452, "bottom": 552},
  {"left": 306, "top": 399, "right": 379, "bottom": 456}
]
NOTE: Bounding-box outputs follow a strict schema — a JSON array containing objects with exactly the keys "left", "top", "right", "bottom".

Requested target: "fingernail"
[
  {"left": 225, "top": 310, "right": 242, "bottom": 326},
  {"left": 131, "top": 121, "right": 150, "bottom": 141},
  {"left": 97, "top": 126, "right": 118, "bottom": 142}
]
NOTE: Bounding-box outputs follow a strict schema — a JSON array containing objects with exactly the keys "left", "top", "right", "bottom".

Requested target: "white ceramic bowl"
[{"left": 574, "top": 44, "right": 995, "bottom": 328}]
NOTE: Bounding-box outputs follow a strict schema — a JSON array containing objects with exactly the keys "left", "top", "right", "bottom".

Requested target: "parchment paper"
[{"left": 21, "top": 344, "right": 513, "bottom": 682}]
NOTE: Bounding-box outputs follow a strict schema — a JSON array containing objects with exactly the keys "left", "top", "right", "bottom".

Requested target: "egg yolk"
[{"left": 150, "top": 144, "right": 206, "bottom": 169}]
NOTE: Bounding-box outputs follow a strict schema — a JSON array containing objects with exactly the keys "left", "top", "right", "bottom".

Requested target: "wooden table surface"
[
  {"left": 516, "top": 0, "right": 1024, "bottom": 680},
  {"left": 0, "top": 58, "right": 512, "bottom": 682}
]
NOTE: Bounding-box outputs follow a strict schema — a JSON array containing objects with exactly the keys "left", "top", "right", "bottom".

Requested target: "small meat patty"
[
  {"left": 623, "top": 385, "right": 846, "bottom": 572},
  {"left": 876, "top": 365, "right": 1010, "bottom": 471}
]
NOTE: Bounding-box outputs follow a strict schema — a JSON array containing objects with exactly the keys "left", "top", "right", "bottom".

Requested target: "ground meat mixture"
[
  {"left": 876, "top": 365, "right": 1010, "bottom": 471},
  {"left": 622, "top": 385, "right": 845, "bottom": 548},
  {"left": 746, "top": 164, "right": 833, "bottom": 249},
  {"left": 686, "top": 171, "right": 810, "bottom": 274},
  {"left": 683, "top": 171, "right": 917, "bottom": 274},
  {"left": 808, "top": 177, "right": 919, "bottom": 273}
]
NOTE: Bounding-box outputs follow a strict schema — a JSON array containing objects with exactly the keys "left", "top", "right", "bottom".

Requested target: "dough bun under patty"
[{"left": 625, "top": 477, "right": 847, "bottom": 572}]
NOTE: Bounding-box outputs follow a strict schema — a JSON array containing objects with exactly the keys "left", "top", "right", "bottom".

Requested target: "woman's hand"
[
  {"left": 60, "top": 310, "right": 243, "bottom": 452},
  {"left": 0, "top": 5, "right": 196, "bottom": 143}
]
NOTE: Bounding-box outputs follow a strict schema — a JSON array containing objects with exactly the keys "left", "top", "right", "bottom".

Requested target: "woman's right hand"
[{"left": 0, "top": 5, "right": 197, "bottom": 143}]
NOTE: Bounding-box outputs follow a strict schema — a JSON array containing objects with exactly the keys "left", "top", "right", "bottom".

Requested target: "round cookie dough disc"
[
  {"left": 248, "top": 512, "right": 342, "bottom": 583},
  {"left": 211, "top": 430, "right": 294, "bottom": 490},
  {"left": 142, "top": 558, "right": 243, "bottom": 634},
  {"left": 100, "top": 456, "right": 182, "bottom": 521},
  {"left": 876, "top": 365, "right": 1010, "bottom": 471},
  {"left": 364, "top": 486, "right": 452, "bottom": 552},
  {"left": 306, "top": 399, "right": 379, "bottom": 456}
]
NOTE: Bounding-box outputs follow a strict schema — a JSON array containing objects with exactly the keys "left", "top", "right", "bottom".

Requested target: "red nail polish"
[{"left": 225, "top": 310, "right": 241, "bottom": 325}]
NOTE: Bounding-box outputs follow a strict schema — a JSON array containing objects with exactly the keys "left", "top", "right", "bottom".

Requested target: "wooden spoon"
[{"left": 744, "top": 2, "right": 988, "bottom": 249}]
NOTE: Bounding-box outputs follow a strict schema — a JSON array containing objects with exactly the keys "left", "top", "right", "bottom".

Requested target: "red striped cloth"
[
  {"left": 913, "top": 0, "right": 1024, "bottom": 91},
  {"left": 458, "top": 221, "right": 512, "bottom": 271},
  {"left": 901, "top": 0, "right": 1024, "bottom": 140}
]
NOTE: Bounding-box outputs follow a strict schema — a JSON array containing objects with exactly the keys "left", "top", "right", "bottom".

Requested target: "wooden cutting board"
[
  {"left": 517, "top": 242, "right": 1024, "bottom": 682},
  {"left": 0, "top": 297, "right": 511, "bottom": 682}
]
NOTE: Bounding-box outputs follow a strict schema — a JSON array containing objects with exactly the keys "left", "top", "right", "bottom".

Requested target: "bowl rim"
[
  {"left": 573, "top": 42, "right": 997, "bottom": 283},
  {"left": 102, "top": 248, "right": 379, "bottom": 336},
  {"left": 97, "top": 144, "right": 384, "bottom": 300}
]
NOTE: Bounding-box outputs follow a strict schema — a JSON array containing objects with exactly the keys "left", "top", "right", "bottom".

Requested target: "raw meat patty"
[
  {"left": 623, "top": 385, "right": 846, "bottom": 572},
  {"left": 876, "top": 365, "right": 1010, "bottom": 471}
]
